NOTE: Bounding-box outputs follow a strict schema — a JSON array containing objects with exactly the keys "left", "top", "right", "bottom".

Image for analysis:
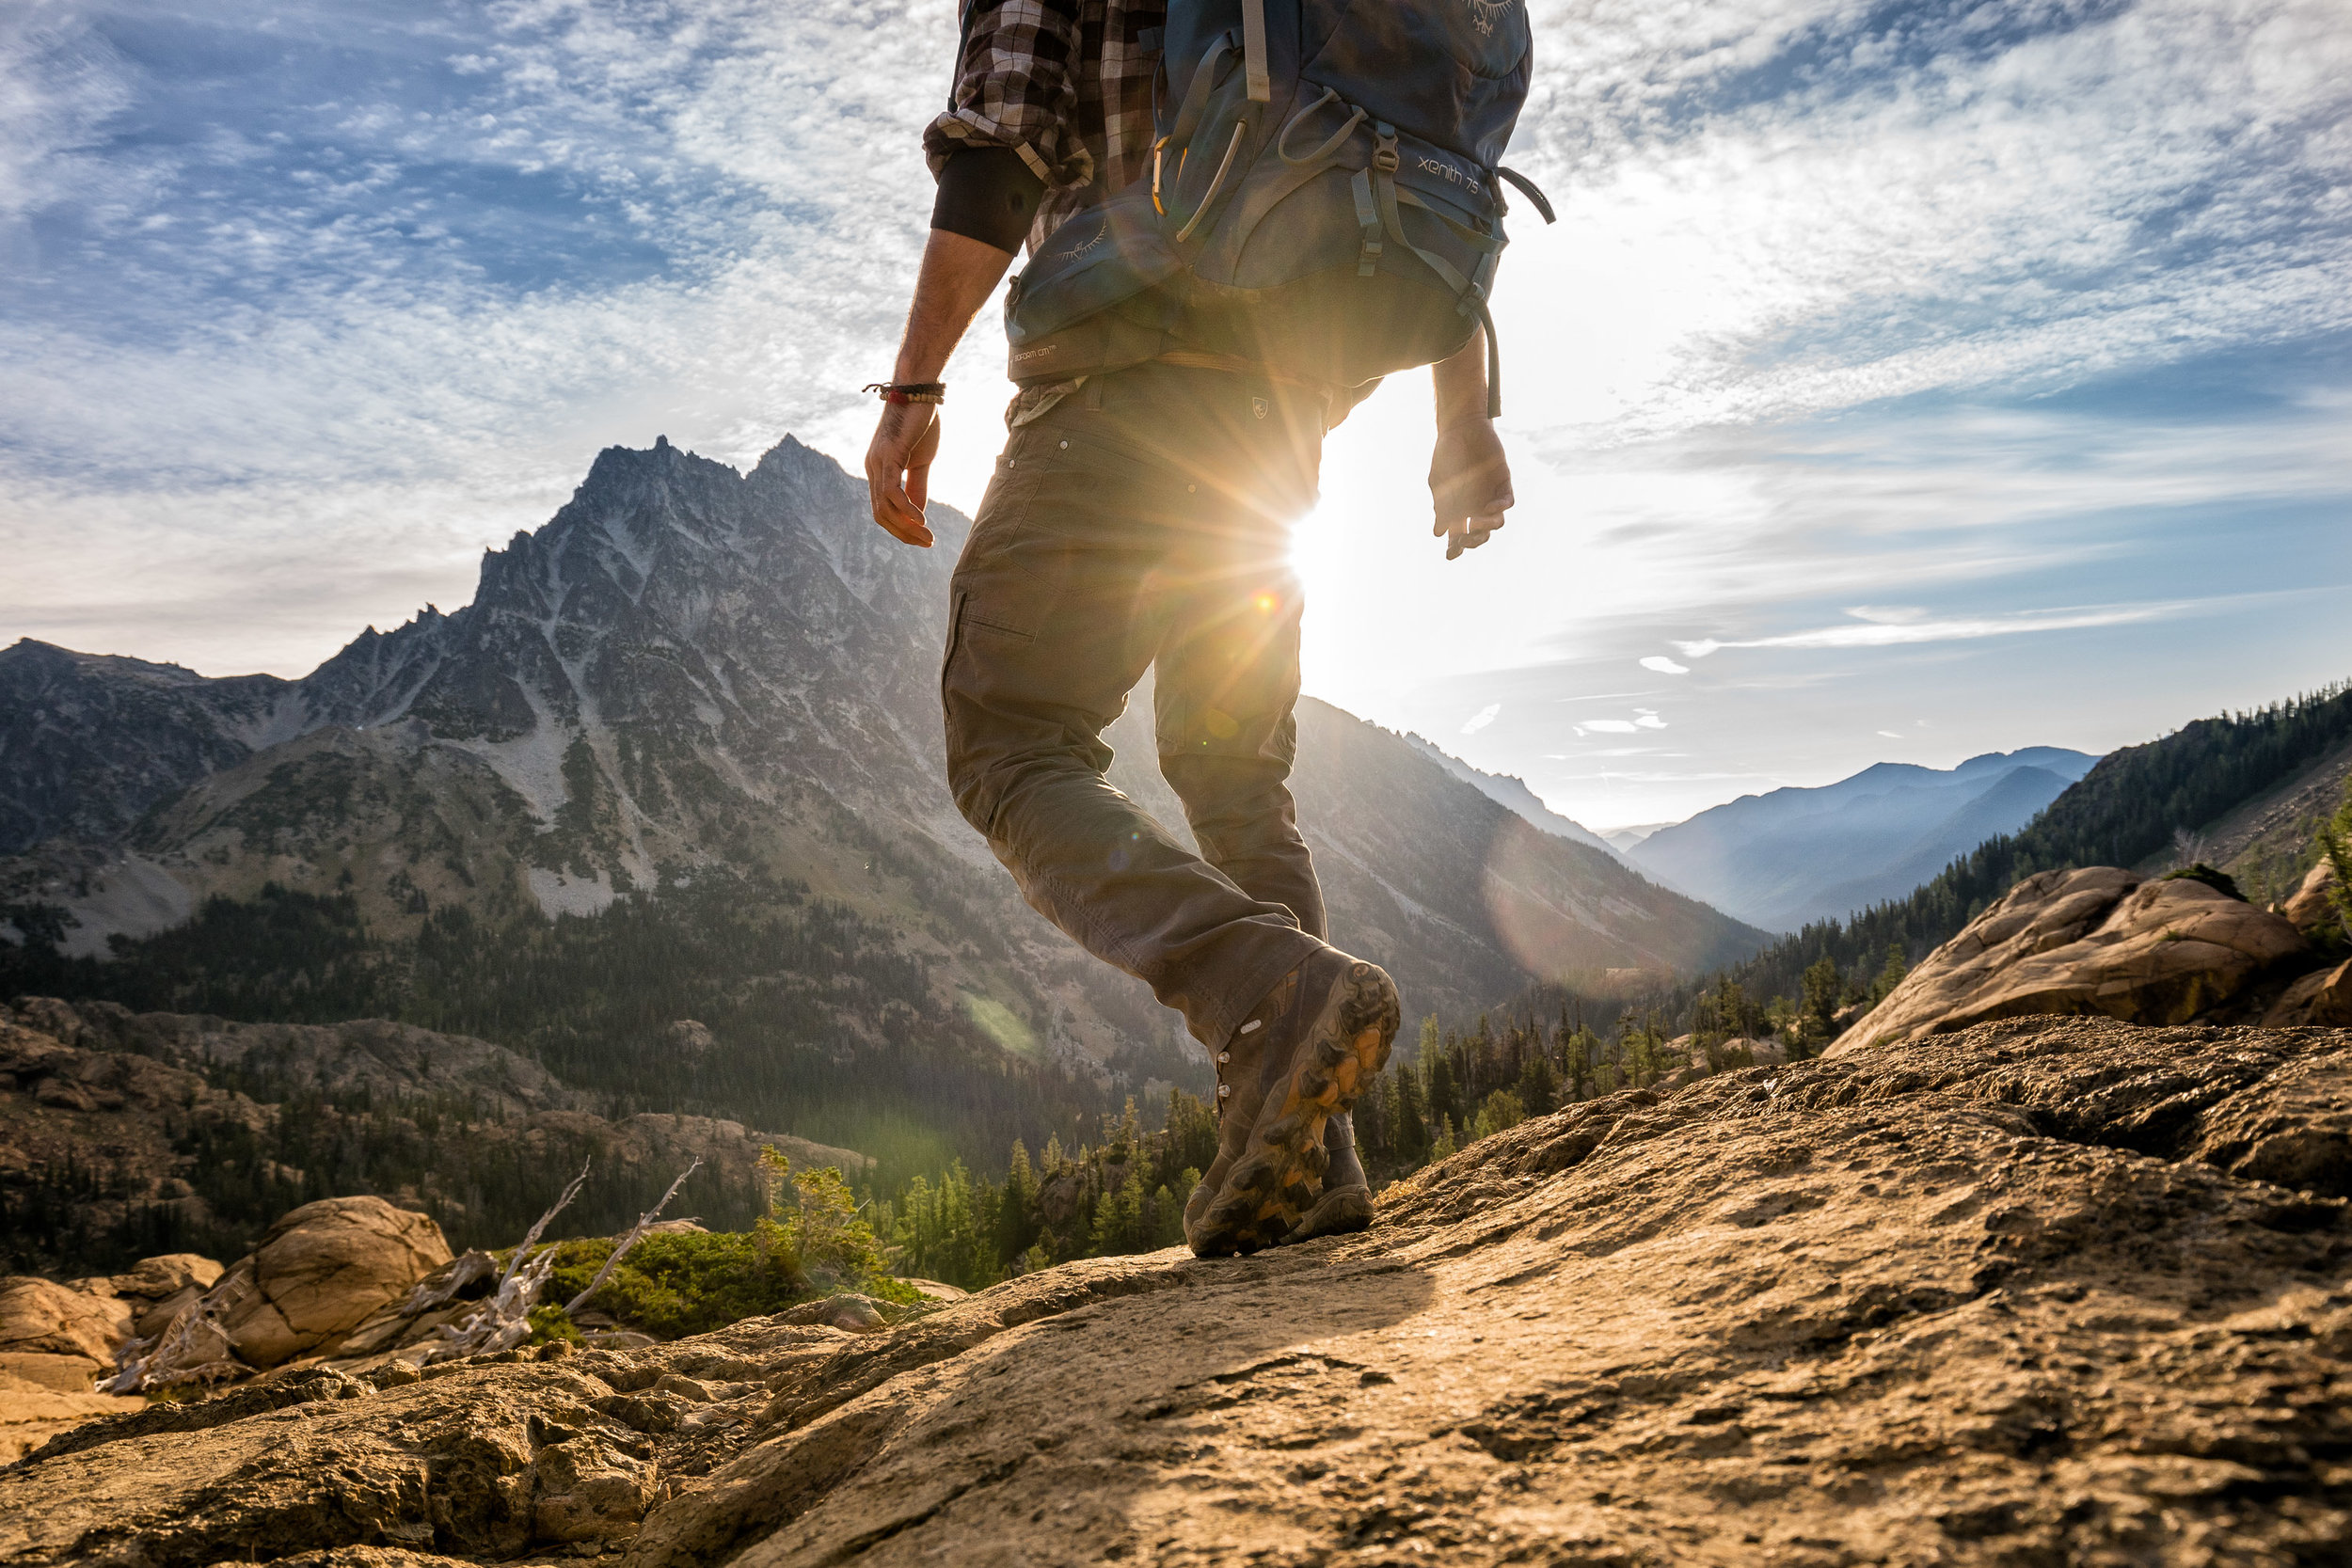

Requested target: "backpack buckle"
[{"left": 1373, "top": 122, "right": 1399, "bottom": 174}]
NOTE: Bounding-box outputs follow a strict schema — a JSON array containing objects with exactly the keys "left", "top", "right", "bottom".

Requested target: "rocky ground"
[{"left": 5, "top": 1012, "right": 2346, "bottom": 1566}]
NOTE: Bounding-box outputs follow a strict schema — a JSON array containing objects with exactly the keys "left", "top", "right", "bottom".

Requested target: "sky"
[{"left": 3, "top": 0, "right": 2347, "bottom": 829}]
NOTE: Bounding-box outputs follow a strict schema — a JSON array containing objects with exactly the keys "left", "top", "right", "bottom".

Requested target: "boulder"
[
  {"left": 776, "top": 1293, "right": 885, "bottom": 1333},
  {"left": 662, "top": 1020, "right": 718, "bottom": 1059},
  {"left": 0, "top": 1277, "right": 135, "bottom": 1364},
  {"left": 2283, "top": 856, "right": 2341, "bottom": 929},
  {"left": 112, "top": 1253, "right": 224, "bottom": 1302},
  {"left": 2265, "top": 958, "right": 2352, "bottom": 1028},
  {"left": 198, "top": 1198, "right": 454, "bottom": 1370},
  {"left": 215, "top": 1258, "right": 307, "bottom": 1369},
  {"left": 1720, "top": 1035, "right": 1787, "bottom": 1067},
  {"left": 6, "top": 997, "right": 85, "bottom": 1046},
  {"left": 254, "top": 1196, "right": 453, "bottom": 1350},
  {"left": 1830, "top": 866, "right": 2311, "bottom": 1056}
]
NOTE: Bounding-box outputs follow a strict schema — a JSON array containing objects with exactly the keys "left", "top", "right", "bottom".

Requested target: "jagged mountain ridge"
[
  {"left": 2, "top": 436, "right": 1761, "bottom": 1074},
  {"left": 1398, "top": 732, "right": 1635, "bottom": 866}
]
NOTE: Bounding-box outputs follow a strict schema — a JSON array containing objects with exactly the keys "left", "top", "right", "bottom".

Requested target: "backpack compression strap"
[{"left": 1360, "top": 123, "right": 1507, "bottom": 418}]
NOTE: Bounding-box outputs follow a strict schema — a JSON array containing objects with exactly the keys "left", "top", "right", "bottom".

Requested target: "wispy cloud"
[
  {"left": 3, "top": 0, "right": 2346, "bottom": 832},
  {"left": 1669, "top": 598, "right": 2219, "bottom": 659}
]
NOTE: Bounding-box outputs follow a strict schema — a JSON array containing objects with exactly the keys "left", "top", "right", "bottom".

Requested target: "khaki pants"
[{"left": 943, "top": 362, "right": 1333, "bottom": 1048}]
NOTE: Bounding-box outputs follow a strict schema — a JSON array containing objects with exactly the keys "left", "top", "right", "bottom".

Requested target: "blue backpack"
[{"left": 1002, "top": 0, "right": 1549, "bottom": 416}]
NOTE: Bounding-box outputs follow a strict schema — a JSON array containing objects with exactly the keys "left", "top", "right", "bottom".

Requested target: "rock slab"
[{"left": 4, "top": 1016, "right": 2349, "bottom": 1566}]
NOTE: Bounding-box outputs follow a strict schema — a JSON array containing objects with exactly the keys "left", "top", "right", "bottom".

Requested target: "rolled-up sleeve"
[{"left": 924, "top": 0, "right": 1093, "bottom": 190}]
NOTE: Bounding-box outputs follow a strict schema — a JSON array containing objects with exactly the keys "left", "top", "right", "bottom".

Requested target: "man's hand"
[
  {"left": 866, "top": 402, "right": 942, "bottom": 547},
  {"left": 861, "top": 228, "right": 1018, "bottom": 549},
  {"left": 1429, "top": 417, "right": 1514, "bottom": 560},
  {"left": 1428, "top": 326, "right": 1513, "bottom": 560}
]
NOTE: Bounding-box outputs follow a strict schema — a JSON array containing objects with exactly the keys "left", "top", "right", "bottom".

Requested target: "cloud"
[
  {"left": 1505, "top": 0, "right": 2352, "bottom": 440},
  {"left": 1670, "top": 597, "right": 2227, "bottom": 658},
  {"left": 1573, "top": 708, "right": 1667, "bottom": 736},
  {"left": 1877, "top": 730, "right": 1904, "bottom": 738},
  {"left": 6, "top": 0, "right": 2349, "bottom": 845},
  {"left": 1461, "top": 703, "right": 1502, "bottom": 735}
]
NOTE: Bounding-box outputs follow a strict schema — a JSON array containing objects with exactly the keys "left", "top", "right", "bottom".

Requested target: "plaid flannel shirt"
[{"left": 925, "top": 0, "right": 1165, "bottom": 257}]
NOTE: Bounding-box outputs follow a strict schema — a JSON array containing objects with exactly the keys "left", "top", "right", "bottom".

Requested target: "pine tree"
[
  {"left": 1517, "top": 1051, "right": 1560, "bottom": 1116},
  {"left": 1089, "top": 1162, "right": 1147, "bottom": 1255},
  {"left": 1869, "top": 943, "right": 1910, "bottom": 1004},
  {"left": 1391, "top": 1062, "right": 1430, "bottom": 1161},
  {"left": 1802, "top": 956, "right": 1841, "bottom": 1037}
]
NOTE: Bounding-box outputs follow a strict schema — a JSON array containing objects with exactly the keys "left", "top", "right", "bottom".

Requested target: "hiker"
[{"left": 863, "top": 0, "right": 1538, "bottom": 1256}]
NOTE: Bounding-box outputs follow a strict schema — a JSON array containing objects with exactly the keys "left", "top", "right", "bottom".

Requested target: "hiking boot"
[
  {"left": 1184, "top": 1108, "right": 1373, "bottom": 1246},
  {"left": 1284, "top": 1110, "right": 1375, "bottom": 1243},
  {"left": 1184, "top": 947, "right": 1400, "bottom": 1257}
]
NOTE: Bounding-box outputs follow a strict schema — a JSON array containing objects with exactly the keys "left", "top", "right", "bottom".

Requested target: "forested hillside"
[
  {"left": 0, "top": 875, "right": 1134, "bottom": 1179},
  {"left": 1712, "top": 681, "right": 2352, "bottom": 1006}
]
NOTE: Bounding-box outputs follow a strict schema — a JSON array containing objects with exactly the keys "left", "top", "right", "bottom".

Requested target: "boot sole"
[
  {"left": 1285, "top": 1181, "right": 1375, "bottom": 1243},
  {"left": 1197, "top": 960, "right": 1399, "bottom": 1255}
]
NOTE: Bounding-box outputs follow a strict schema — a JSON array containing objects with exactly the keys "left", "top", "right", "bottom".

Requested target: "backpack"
[{"left": 1000, "top": 0, "right": 1550, "bottom": 416}]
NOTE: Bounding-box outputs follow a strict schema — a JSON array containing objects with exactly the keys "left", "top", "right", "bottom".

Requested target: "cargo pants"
[{"left": 943, "top": 360, "right": 1333, "bottom": 1048}]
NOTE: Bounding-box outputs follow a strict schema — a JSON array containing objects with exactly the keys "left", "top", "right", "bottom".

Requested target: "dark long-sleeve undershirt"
[{"left": 931, "top": 146, "right": 1047, "bottom": 254}]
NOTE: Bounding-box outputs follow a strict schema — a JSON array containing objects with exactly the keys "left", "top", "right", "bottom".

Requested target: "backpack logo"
[
  {"left": 1466, "top": 0, "right": 1516, "bottom": 37},
  {"left": 1045, "top": 220, "right": 1111, "bottom": 266},
  {"left": 1415, "top": 155, "right": 1486, "bottom": 198}
]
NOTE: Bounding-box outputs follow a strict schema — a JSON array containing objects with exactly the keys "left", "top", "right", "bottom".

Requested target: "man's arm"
[
  {"left": 864, "top": 230, "right": 1019, "bottom": 547},
  {"left": 1428, "top": 327, "right": 1515, "bottom": 560}
]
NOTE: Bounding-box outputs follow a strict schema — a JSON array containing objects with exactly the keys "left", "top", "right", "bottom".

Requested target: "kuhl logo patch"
[{"left": 1466, "top": 0, "right": 1517, "bottom": 38}]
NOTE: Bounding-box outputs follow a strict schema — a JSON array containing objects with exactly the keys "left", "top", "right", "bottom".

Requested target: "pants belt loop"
[{"left": 1081, "top": 374, "right": 1106, "bottom": 412}]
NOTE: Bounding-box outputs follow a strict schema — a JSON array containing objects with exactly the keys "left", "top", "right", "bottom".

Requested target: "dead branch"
[
  {"left": 429, "top": 1159, "right": 591, "bottom": 1361},
  {"left": 564, "top": 1158, "right": 703, "bottom": 1315}
]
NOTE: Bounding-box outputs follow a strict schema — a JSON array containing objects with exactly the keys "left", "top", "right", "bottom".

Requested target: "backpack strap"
[
  {"left": 1496, "top": 166, "right": 1556, "bottom": 225},
  {"left": 1241, "top": 0, "right": 1270, "bottom": 103},
  {"left": 1166, "top": 32, "right": 1240, "bottom": 149},
  {"left": 1277, "top": 88, "right": 1365, "bottom": 166},
  {"left": 1351, "top": 169, "right": 1383, "bottom": 277}
]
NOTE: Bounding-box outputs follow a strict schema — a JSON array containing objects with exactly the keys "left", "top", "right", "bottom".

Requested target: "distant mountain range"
[
  {"left": 1627, "top": 748, "right": 2101, "bottom": 932},
  {"left": 0, "top": 436, "right": 1761, "bottom": 1159}
]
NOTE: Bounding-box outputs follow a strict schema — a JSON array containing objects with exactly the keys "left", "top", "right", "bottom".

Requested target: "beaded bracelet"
[{"left": 863, "top": 382, "right": 947, "bottom": 405}]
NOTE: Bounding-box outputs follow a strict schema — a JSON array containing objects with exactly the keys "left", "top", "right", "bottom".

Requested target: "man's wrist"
[{"left": 866, "top": 382, "right": 946, "bottom": 405}]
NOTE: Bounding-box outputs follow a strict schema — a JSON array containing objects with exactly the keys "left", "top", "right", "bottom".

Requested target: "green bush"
[
  {"left": 526, "top": 1303, "right": 582, "bottom": 1346},
  {"left": 541, "top": 1150, "right": 921, "bottom": 1338},
  {"left": 547, "top": 1229, "right": 804, "bottom": 1339}
]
